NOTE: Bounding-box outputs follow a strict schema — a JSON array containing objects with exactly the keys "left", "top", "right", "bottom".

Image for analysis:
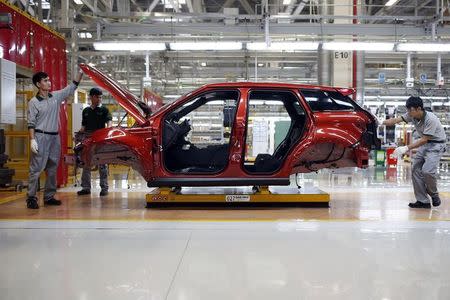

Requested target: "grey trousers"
[
  {"left": 412, "top": 143, "right": 446, "bottom": 203},
  {"left": 27, "top": 133, "right": 60, "bottom": 200},
  {"left": 81, "top": 164, "right": 108, "bottom": 191}
]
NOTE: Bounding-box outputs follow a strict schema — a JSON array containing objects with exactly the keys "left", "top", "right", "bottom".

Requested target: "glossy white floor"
[
  {"left": 1, "top": 221, "right": 450, "bottom": 300},
  {"left": 1, "top": 164, "right": 450, "bottom": 299}
]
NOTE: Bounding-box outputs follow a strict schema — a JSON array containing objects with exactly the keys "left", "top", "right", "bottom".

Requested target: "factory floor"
[{"left": 1, "top": 164, "right": 449, "bottom": 299}]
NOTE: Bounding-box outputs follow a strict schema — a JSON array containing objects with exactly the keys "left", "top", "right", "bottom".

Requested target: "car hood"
[{"left": 79, "top": 63, "right": 148, "bottom": 126}]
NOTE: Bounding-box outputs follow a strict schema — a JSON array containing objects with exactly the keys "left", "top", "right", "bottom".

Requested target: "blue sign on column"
[
  {"left": 378, "top": 73, "right": 386, "bottom": 84},
  {"left": 419, "top": 73, "right": 427, "bottom": 84}
]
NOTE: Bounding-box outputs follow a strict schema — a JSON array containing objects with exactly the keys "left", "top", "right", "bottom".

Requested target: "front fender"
[{"left": 80, "top": 127, "right": 154, "bottom": 180}]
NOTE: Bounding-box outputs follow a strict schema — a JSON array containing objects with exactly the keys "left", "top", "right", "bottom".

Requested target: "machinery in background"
[
  {"left": 1, "top": 1, "right": 69, "bottom": 187},
  {"left": 384, "top": 106, "right": 397, "bottom": 145},
  {"left": 0, "top": 129, "right": 21, "bottom": 191},
  {"left": 0, "top": 57, "right": 21, "bottom": 190}
]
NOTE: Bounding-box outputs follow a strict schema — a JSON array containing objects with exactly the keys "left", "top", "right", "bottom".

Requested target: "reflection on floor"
[
  {"left": 1, "top": 164, "right": 450, "bottom": 299},
  {"left": 1, "top": 221, "right": 450, "bottom": 300}
]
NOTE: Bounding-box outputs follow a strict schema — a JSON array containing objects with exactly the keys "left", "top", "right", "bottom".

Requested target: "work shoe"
[
  {"left": 408, "top": 201, "right": 431, "bottom": 209},
  {"left": 99, "top": 190, "right": 108, "bottom": 196},
  {"left": 432, "top": 196, "right": 441, "bottom": 207},
  {"left": 77, "top": 189, "right": 91, "bottom": 196},
  {"left": 44, "top": 198, "right": 62, "bottom": 206},
  {"left": 26, "top": 197, "right": 39, "bottom": 209}
]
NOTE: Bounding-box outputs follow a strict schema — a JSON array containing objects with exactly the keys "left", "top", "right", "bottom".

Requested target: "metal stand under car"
[{"left": 146, "top": 185, "right": 330, "bottom": 207}]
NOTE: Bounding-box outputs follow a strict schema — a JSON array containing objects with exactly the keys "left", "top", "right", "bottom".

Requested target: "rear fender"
[{"left": 289, "top": 127, "right": 366, "bottom": 173}]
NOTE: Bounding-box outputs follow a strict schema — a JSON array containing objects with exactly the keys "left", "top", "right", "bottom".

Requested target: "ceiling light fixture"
[
  {"left": 73, "top": 0, "right": 83, "bottom": 4},
  {"left": 93, "top": 42, "right": 166, "bottom": 51},
  {"left": 322, "top": 42, "right": 395, "bottom": 51},
  {"left": 385, "top": 0, "right": 400, "bottom": 7},
  {"left": 170, "top": 42, "right": 242, "bottom": 51},
  {"left": 40, "top": 0, "right": 50, "bottom": 9},
  {"left": 396, "top": 43, "right": 450, "bottom": 52},
  {"left": 246, "top": 42, "right": 319, "bottom": 51}
]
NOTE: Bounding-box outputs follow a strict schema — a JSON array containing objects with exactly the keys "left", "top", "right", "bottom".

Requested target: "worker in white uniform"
[
  {"left": 26, "top": 70, "right": 83, "bottom": 209},
  {"left": 381, "top": 96, "right": 446, "bottom": 208}
]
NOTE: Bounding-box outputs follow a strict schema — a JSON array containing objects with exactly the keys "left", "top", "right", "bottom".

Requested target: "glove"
[
  {"left": 30, "top": 139, "right": 39, "bottom": 154},
  {"left": 393, "top": 145, "right": 408, "bottom": 157}
]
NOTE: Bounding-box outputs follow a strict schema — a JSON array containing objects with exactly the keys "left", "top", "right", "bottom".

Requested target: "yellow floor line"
[{"left": 0, "top": 193, "right": 26, "bottom": 205}]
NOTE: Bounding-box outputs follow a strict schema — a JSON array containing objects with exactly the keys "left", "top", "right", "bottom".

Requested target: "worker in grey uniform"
[
  {"left": 77, "top": 87, "right": 112, "bottom": 197},
  {"left": 382, "top": 96, "right": 446, "bottom": 208},
  {"left": 26, "top": 70, "right": 83, "bottom": 209}
]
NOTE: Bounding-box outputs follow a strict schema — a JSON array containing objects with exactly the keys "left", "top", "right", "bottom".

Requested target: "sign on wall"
[
  {"left": 419, "top": 73, "right": 427, "bottom": 84},
  {"left": 378, "top": 73, "right": 386, "bottom": 84}
]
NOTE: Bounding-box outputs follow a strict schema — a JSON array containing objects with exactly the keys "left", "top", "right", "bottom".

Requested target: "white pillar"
[
  {"left": 318, "top": 47, "right": 331, "bottom": 86},
  {"left": 331, "top": 0, "right": 354, "bottom": 87},
  {"left": 254, "top": 56, "right": 258, "bottom": 82},
  {"left": 355, "top": 51, "right": 365, "bottom": 104}
]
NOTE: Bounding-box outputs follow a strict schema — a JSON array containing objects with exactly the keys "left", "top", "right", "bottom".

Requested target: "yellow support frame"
[{"left": 146, "top": 186, "right": 330, "bottom": 206}]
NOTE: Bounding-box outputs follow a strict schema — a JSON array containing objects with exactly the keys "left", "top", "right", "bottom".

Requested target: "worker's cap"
[{"left": 89, "top": 87, "right": 103, "bottom": 96}]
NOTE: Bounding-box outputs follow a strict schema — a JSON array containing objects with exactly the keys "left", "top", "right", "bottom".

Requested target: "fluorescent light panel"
[
  {"left": 247, "top": 42, "right": 319, "bottom": 51},
  {"left": 92, "top": 40, "right": 450, "bottom": 53},
  {"left": 93, "top": 42, "right": 166, "bottom": 51},
  {"left": 170, "top": 42, "right": 242, "bottom": 50},
  {"left": 385, "top": 0, "right": 400, "bottom": 7},
  {"left": 365, "top": 96, "right": 448, "bottom": 100},
  {"left": 396, "top": 43, "right": 450, "bottom": 52},
  {"left": 41, "top": 0, "right": 50, "bottom": 9},
  {"left": 322, "top": 42, "right": 395, "bottom": 51},
  {"left": 74, "top": 0, "right": 83, "bottom": 4}
]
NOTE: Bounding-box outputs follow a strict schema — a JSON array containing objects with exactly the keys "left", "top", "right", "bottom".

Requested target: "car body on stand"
[{"left": 75, "top": 63, "right": 380, "bottom": 188}]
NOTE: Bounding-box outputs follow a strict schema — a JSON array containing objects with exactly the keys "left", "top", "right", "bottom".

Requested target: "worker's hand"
[
  {"left": 393, "top": 145, "right": 408, "bottom": 157},
  {"left": 75, "top": 67, "right": 84, "bottom": 83},
  {"left": 30, "top": 139, "right": 39, "bottom": 154}
]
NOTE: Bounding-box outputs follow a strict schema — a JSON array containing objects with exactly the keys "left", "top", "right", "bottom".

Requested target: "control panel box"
[{"left": 0, "top": 58, "right": 16, "bottom": 124}]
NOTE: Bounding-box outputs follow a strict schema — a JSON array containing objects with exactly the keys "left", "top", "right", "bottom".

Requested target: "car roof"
[{"left": 202, "top": 82, "right": 344, "bottom": 92}]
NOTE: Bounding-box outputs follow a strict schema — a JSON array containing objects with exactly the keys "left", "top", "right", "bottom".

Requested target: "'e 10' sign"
[{"left": 334, "top": 51, "right": 350, "bottom": 59}]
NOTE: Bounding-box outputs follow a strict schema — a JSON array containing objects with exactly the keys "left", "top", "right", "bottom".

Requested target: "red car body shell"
[{"left": 79, "top": 64, "right": 378, "bottom": 187}]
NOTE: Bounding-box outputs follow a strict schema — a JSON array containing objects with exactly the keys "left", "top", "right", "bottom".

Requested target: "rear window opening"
[{"left": 300, "top": 89, "right": 356, "bottom": 112}]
